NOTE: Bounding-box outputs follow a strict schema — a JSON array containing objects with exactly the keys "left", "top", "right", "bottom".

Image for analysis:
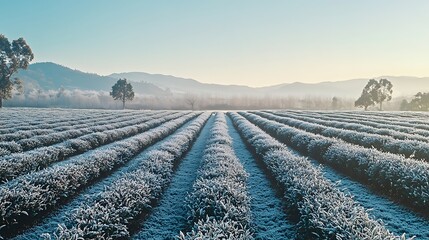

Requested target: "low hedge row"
[
  {"left": 53, "top": 113, "right": 211, "bottom": 239},
  {"left": 230, "top": 112, "right": 400, "bottom": 239},
  {"left": 242, "top": 112, "right": 429, "bottom": 216},
  {"left": 180, "top": 113, "right": 253, "bottom": 239},
  {"left": 0, "top": 112, "right": 198, "bottom": 238}
]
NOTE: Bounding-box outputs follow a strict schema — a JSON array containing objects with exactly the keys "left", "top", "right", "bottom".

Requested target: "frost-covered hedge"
[
  {"left": 0, "top": 110, "right": 142, "bottom": 142},
  {"left": 179, "top": 113, "right": 253, "bottom": 240},
  {"left": 290, "top": 110, "right": 429, "bottom": 137},
  {"left": 229, "top": 112, "right": 404, "bottom": 240},
  {"left": 241, "top": 112, "right": 429, "bottom": 215},
  {"left": 276, "top": 110, "right": 429, "bottom": 136},
  {"left": 316, "top": 111, "right": 429, "bottom": 131},
  {"left": 0, "top": 112, "right": 198, "bottom": 238},
  {"left": 0, "top": 111, "right": 176, "bottom": 182},
  {"left": 0, "top": 129, "right": 55, "bottom": 142},
  {"left": 0, "top": 111, "right": 161, "bottom": 156},
  {"left": 269, "top": 111, "right": 429, "bottom": 141},
  {"left": 52, "top": 113, "right": 211, "bottom": 239},
  {"left": 255, "top": 111, "right": 429, "bottom": 161},
  {"left": 0, "top": 110, "right": 116, "bottom": 135},
  {"left": 302, "top": 110, "right": 429, "bottom": 139}
]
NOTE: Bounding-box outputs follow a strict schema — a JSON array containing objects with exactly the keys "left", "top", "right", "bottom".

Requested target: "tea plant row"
[
  {"left": 180, "top": 113, "right": 252, "bottom": 239},
  {"left": 0, "top": 111, "right": 178, "bottom": 182},
  {"left": 0, "top": 111, "right": 144, "bottom": 142},
  {"left": 241, "top": 112, "right": 429, "bottom": 216},
  {"left": 229, "top": 113, "right": 406, "bottom": 239},
  {"left": 53, "top": 113, "right": 210, "bottom": 239},
  {"left": 0, "top": 112, "right": 198, "bottom": 238},
  {"left": 0, "top": 111, "right": 161, "bottom": 155},
  {"left": 272, "top": 111, "right": 429, "bottom": 140},
  {"left": 255, "top": 111, "right": 429, "bottom": 161}
]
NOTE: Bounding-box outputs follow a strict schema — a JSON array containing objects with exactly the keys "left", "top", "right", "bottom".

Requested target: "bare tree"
[
  {"left": 331, "top": 97, "right": 339, "bottom": 110},
  {"left": 185, "top": 94, "right": 197, "bottom": 111}
]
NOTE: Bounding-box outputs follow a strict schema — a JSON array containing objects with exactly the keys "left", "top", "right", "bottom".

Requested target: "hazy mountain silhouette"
[
  {"left": 14, "top": 62, "right": 429, "bottom": 98},
  {"left": 13, "top": 62, "right": 170, "bottom": 96},
  {"left": 110, "top": 72, "right": 429, "bottom": 98},
  {"left": 261, "top": 77, "right": 429, "bottom": 98},
  {"left": 109, "top": 72, "right": 257, "bottom": 96}
]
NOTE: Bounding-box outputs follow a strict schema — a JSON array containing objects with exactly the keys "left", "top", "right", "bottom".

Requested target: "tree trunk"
[
  {"left": 364, "top": 105, "right": 368, "bottom": 111},
  {"left": 122, "top": 88, "right": 126, "bottom": 110},
  {"left": 379, "top": 102, "right": 383, "bottom": 111},
  {"left": 0, "top": 97, "right": 2, "bottom": 108}
]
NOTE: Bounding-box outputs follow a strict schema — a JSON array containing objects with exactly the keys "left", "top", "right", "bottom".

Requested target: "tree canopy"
[
  {"left": 185, "top": 93, "right": 197, "bottom": 111},
  {"left": 401, "top": 92, "right": 429, "bottom": 111},
  {"left": 331, "top": 96, "right": 339, "bottom": 110},
  {"left": 355, "top": 78, "right": 393, "bottom": 111},
  {"left": 355, "top": 90, "right": 373, "bottom": 111},
  {"left": 0, "top": 34, "right": 34, "bottom": 108},
  {"left": 110, "top": 78, "right": 135, "bottom": 109}
]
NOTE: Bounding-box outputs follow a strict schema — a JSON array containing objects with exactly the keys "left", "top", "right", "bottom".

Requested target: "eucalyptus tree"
[
  {"left": 110, "top": 78, "right": 135, "bottom": 109},
  {"left": 0, "top": 34, "right": 34, "bottom": 108},
  {"left": 355, "top": 78, "right": 393, "bottom": 111}
]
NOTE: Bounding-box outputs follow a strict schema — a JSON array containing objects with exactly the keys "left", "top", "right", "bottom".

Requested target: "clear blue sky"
[{"left": 1, "top": 0, "right": 429, "bottom": 87}]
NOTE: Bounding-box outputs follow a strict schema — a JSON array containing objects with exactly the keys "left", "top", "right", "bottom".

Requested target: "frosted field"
[{"left": 0, "top": 108, "right": 428, "bottom": 239}]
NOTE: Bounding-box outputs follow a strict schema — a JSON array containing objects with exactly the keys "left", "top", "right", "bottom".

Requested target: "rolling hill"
[
  {"left": 13, "top": 62, "right": 429, "bottom": 98},
  {"left": 13, "top": 62, "right": 170, "bottom": 96}
]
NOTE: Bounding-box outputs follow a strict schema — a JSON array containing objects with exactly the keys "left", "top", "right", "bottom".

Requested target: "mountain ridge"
[
  {"left": 13, "top": 62, "right": 429, "bottom": 98},
  {"left": 14, "top": 62, "right": 170, "bottom": 96}
]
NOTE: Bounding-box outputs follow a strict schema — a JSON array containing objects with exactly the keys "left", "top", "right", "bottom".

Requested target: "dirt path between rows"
[
  {"left": 227, "top": 116, "right": 296, "bottom": 239},
  {"left": 132, "top": 115, "right": 215, "bottom": 240}
]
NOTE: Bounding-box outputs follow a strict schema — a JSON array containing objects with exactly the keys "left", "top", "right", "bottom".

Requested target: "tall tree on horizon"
[
  {"left": 355, "top": 90, "right": 373, "bottom": 111},
  {"left": 0, "top": 34, "right": 34, "bottom": 108},
  {"left": 185, "top": 93, "right": 197, "bottom": 111},
  {"left": 331, "top": 96, "right": 339, "bottom": 110},
  {"left": 110, "top": 78, "right": 135, "bottom": 109},
  {"left": 355, "top": 78, "right": 393, "bottom": 111},
  {"left": 373, "top": 78, "right": 393, "bottom": 111}
]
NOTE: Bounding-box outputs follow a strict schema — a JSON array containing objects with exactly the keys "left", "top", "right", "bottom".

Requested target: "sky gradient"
[{"left": 1, "top": 1, "right": 429, "bottom": 87}]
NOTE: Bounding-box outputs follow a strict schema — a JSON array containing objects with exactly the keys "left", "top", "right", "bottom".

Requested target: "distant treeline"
[
  {"left": 400, "top": 92, "right": 429, "bottom": 111},
  {"left": 4, "top": 88, "right": 405, "bottom": 110}
]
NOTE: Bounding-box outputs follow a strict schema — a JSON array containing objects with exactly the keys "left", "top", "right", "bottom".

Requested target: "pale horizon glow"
[{"left": 1, "top": 1, "right": 429, "bottom": 87}]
